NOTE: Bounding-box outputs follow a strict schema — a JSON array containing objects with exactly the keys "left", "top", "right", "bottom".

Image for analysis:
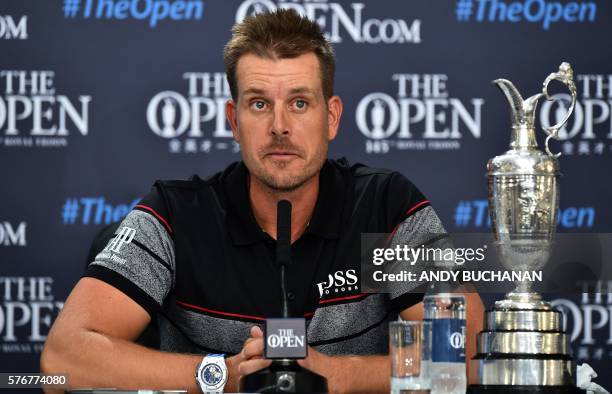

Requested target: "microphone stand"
[{"left": 240, "top": 201, "right": 328, "bottom": 393}]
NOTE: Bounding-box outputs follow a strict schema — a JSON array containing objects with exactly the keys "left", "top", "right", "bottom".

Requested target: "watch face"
[{"left": 202, "top": 363, "right": 224, "bottom": 387}]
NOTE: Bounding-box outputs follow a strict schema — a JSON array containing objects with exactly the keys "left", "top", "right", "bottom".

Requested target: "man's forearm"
[
  {"left": 333, "top": 355, "right": 390, "bottom": 394},
  {"left": 41, "top": 329, "right": 206, "bottom": 393},
  {"left": 300, "top": 353, "right": 390, "bottom": 394}
]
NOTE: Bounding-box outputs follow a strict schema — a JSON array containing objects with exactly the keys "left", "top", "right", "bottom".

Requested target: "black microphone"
[
  {"left": 277, "top": 200, "right": 292, "bottom": 319},
  {"left": 240, "top": 201, "right": 328, "bottom": 393},
  {"left": 276, "top": 200, "right": 291, "bottom": 267}
]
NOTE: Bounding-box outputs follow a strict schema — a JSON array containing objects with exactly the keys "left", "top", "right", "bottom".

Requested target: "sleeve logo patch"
[{"left": 105, "top": 226, "right": 136, "bottom": 253}]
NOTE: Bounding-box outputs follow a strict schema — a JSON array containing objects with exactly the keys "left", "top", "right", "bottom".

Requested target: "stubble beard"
[{"left": 245, "top": 144, "right": 328, "bottom": 193}]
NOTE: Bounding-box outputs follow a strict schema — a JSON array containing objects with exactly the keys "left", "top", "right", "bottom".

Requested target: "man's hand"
[
  {"left": 228, "top": 326, "right": 338, "bottom": 392},
  {"left": 239, "top": 326, "right": 273, "bottom": 375},
  {"left": 230, "top": 325, "right": 390, "bottom": 394},
  {"left": 296, "top": 346, "right": 332, "bottom": 381},
  {"left": 229, "top": 326, "right": 354, "bottom": 393},
  {"left": 225, "top": 326, "right": 272, "bottom": 392}
]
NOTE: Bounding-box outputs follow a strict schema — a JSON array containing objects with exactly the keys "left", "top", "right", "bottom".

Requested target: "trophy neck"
[
  {"left": 493, "top": 79, "right": 544, "bottom": 151},
  {"left": 510, "top": 124, "right": 538, "bottom": 150},
  {"left": 508, "top": 94, "right": 541, "bottom": 151}
]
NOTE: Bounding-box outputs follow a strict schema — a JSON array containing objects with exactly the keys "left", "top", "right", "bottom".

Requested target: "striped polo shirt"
[{"left": 85, "top": 158, "right": 445, "bottom": 356}]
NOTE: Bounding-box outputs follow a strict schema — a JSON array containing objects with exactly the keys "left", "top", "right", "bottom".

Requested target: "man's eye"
[
  {"left": 294, "top": 99, "right": 307, "bottom": 109},
  {"left": 252, "top": 101, "right": 266, "bottom": 110}
]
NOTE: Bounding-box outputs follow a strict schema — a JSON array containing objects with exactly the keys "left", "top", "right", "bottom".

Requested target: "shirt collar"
[{"left": 224, "top": 160, "right": 346, "bottom": 246}]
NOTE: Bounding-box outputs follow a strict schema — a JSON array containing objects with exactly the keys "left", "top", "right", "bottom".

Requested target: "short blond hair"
[{"left": 223, "top": 9, "right": 335, "bottom": 101}]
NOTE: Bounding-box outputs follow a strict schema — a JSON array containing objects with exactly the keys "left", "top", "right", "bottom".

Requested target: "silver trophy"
[{"left": 471, "top": 63, "right": 579, "bottom": 392}]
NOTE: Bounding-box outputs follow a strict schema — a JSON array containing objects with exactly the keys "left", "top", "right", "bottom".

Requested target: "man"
[{"left": 42, "top": 9, "right": 483, "bottom": 393}]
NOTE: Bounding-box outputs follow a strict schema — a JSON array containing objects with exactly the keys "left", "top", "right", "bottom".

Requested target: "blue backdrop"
[{"left": 1, "top": 0, "right": 610, "bottom": 388}]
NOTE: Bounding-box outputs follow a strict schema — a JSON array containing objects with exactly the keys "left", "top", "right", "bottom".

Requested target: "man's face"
[{"left": 226, "top": 52, "right": 342, "bottom": 192}]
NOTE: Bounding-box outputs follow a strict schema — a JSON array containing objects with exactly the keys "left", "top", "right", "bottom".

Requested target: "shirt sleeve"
[
  {"left": 383, "top": 172, "right": 449, "bottom": 311},
  {"left": 83, "top": 183, "right": 175, "bottom": 317}
]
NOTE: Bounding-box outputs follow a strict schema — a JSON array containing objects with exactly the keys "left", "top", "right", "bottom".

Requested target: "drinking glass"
[{"left": 390, "top": 320, "right": 431, "bottom": 394}]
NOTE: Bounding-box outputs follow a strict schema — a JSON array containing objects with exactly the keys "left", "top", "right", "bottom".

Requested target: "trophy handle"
[{"left": 540, "top": 62, "right": 577, "bottom": 157}]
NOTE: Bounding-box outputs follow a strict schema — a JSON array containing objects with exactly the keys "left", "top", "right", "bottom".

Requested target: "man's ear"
[
  {"left": 327, "top": 95, "right": 343, "bottom": 141},
  {"left": 226, "top": 99, "right": 239, "bottom": 142}
]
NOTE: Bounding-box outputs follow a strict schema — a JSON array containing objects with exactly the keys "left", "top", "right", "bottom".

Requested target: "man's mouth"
[{"left": 265, "top": 151, "right": 299, "bottom": 159}]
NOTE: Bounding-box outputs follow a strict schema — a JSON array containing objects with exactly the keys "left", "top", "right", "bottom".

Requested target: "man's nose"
[{"left": 270, "top": 106, "right": 290, "bottom": 137}]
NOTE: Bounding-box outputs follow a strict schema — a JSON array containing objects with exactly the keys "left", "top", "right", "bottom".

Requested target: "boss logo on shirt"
[
  {"left": 316, "top": 269, "right": 358, "bottom": 298},
  {"left": 105, "top": 226, "right": 136, "bottom": 253}
]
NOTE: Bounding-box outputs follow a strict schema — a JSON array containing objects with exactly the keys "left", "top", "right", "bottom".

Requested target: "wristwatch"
[{"left": 196, "top": 353, "right": 228, "bottom": 393}]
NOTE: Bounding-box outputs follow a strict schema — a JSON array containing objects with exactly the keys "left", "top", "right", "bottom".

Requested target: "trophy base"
[
  {"left": 474, "top": 299, "right": 576, "bottom": 388},
  {"left": 486, "top": 308, "right": 561, "bottom": 331},
  {"left": 471, "top": 356, "right": 575, "bottom": 386},
  {"left": 494, "top": 292, "right": 553, "bottom": 311},
  {"left": 479, "top": 331, "right": 568, "bottom": 354},
  {"left": 468, "top": 385, "right": 585, "bottom": 394}
]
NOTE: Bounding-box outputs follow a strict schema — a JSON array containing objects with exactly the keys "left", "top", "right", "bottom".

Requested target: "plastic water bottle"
[{"left": 423, "top": 286, "right": 466, "bottom": 394}]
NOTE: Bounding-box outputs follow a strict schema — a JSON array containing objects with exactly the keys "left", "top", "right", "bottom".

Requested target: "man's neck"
[{"left": 248, "top": 173, "right": 319, "bottom": 243}]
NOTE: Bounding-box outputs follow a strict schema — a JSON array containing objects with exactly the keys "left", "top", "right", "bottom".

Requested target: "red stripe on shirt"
[
  {"left": 318, "top": 293, "right": 368, "bottom": 305},
  {"left": 176, "top": 300, "right": 266, "bottom": 321},
  {"left": 176, "top": 300, "right": 315, "bottom": 321},
  {"left": 406, "top": 200, "right": 430, "bottom": 217},
  {"left": 134, "top": 204, "right": 173, "bottom": 235},
  {"left": 386, "top": 200, "right": 431, "bottom": 245}
]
